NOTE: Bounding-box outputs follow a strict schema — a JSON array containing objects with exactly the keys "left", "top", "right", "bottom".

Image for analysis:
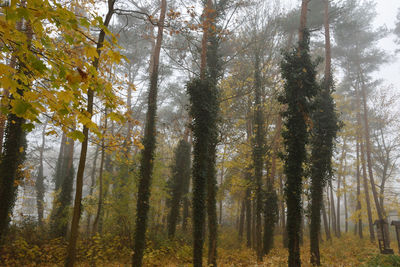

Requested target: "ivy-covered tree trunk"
[
  {"left": 280, "top": 1, "right": 318, "bottom": 265},
  {"left": 0, "top": 13, "right": 30, "bottom": 243},
  {"left": 132, "top": 1, "right": 166, "bottom": 266},
  {"left": 50, "top": 136, "right": 75, "bottom": 238},
  {"left": 263, "top": 180, "right": 278, "bottom": 256},
  {"left": 0, "top": 112, "right": 26, "bottom": 242},
  {"left": 263, "top": 113, "right": 281, "bottom": 256},
  {"left": 167, "top": 140, "right": 191, "bottom": 238},
  {"left": 309, "top": 62, "right": 338, "bottom": 266},
  {"left": 65, "top": 2, "right": 115, "bottom": 266},
  {"left": 188, "top": 76, "right": 219, "bottom": 267}
]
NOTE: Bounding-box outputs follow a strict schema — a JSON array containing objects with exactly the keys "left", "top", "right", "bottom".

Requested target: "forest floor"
[{"left": 1, "top": 228, "right": 400, "bottom": 266}]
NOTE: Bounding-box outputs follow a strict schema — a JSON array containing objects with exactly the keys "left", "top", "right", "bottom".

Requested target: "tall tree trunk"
[
  {"left": 36, "top": 121, "right": 48, "bottom": 227},
  {"left": 284, "top": 0, "right": 310, "bottom": 265},
  {"left": 52, "top": 136, "right": 75, "bottom": 238},
  {"left": 322, "top": 200, "right": 331, "bottom": 241},
  {"left": 336, "top": 140, "right": 347, "bottom": 238},
  {"left": 329, "top": 183, "right": 337, "bottom": 237},
  {"left": 359, "top": 131, "right": 375, "bottom": 242},
  {"left": 253, "top": 50, "right": 265, "bottom": 261},
  {"left": 356, "top": 90, "right": 375, "bottom": 242},
  {"left": 279, "top": 175, "right": 287, "bottom": 247},
  {"left": 86, "top": 145, "right": 99, "bottom": 236},
  {"left": 359, "top": 72, "right": 384, "bottom": 220},
  {"left": 0, "top": 11, "right": 30, "bottom": 242},
  {"left": 65, "top": 1, "right": 115, "bottom": 266},
  {"left": 218, "top": 145, "right": 226, "bottom": 225},
  {"left": 245, "top": 183, "right": 252, "bottom": 248},
  {"left": 344, "top": 175, "right": 348, "bottom": 233},
  {"left": 92, "top": 110, "right": 107, "bottom": 235},
  {"left": 252, "top": 200, "right": 257, "bottom": 250},
  {"left": 132, "top": 1, "right": 166, "bottom": 266},
  {"left": 355, "top": 139, "right": 363, "bottom": 238},
  {"left": 167, "top": 140, "right": 191, "bottom": 238},
  {"left": 239, "top": 200, "right": 245, "bottom": 241},
  {"left": 263, "top": 114, "right": 280, "bottom": 256}
]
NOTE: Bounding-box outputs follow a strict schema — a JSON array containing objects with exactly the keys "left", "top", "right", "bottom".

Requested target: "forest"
[{"left": 1, "top": 0, "right": 400, "bottom": 266}]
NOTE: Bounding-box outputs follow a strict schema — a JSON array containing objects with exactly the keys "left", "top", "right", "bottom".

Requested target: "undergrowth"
[{"left": 0, "top": 228, "right": 397, "bottom": 266}]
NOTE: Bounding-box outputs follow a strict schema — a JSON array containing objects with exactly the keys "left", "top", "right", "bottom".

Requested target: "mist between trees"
[{"left": 1, "top": 0, "right": 400, "bottom": 266}]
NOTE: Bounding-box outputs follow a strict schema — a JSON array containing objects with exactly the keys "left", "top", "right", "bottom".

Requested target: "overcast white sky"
[{"left": 375, "top": 0, "right": 400, "bottom": 87}]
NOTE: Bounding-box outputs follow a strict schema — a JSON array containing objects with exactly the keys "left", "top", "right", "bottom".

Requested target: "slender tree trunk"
[
  {"left": 344, "top": 176, "right": 348, "bottom": 233},
  {"left": 86, "top": 145, "right": 99, "bottom": 236},
  {"left": 253, "top": 51, "right": 264, "bottom": 261},
  {"left": 92, "top": 111, "right": 107, "bottom": 235},
  {"left": 132, "top": 1, "right": 166, "bottom": 266},
  {"left": 329, "top": 183, "right": 337, "bottom": 237},
  {"left": 336, "top": 140, "right": 346, "bottom": 238},
  {"left": 322, "top": 200, "right": 331, "bottom": 241},
  {"left": 359, "top": 73, "right": 384, "bottom": 220},
  {"left": 356, "top": 140, "right": 363, "bottom": 239},
  {"left": 218, "top": 146, "right": 226, "bottom": 225},
  {"left": 279, "top": 175, "right": 287, "bottom": 247},
  {"left": 239, "top": 200, "right": 245, "bottom": 241},
  {"left": 356, "top": 86, "right": 375, "bottom": 242},
  {"left": 36, "top": 121, "right": 48, "bottom": 227},
  {"left": 252, "top": 200, "right": 257, "bottom": 250},
  {"left": 263, "top": 114, "right": 280, "bottom": 256},
  {"left": 64, "top": 2, "right": 115, "bottom": 266},
  {"left": 245, "top": 184, "right": 252, "bottom": 248},
  {"left": 359, "top": 130, "right": 375, "bottom": 242}
]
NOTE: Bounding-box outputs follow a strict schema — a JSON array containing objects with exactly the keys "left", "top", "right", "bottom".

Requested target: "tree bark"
[
  {"left": 285, "top": 1, "right": 309, "bottom": 266},
  {"left": 239, "top": 200, "right": 245, "bottom": 241},
  {"left": 336, "top": 139, "right": 347, "bottom": 238},
  {"left": 64, "top": 1, "right": 115, "bottom": 266},
  {"left": 132, "top": 1, "right": 166, "bottom": 266},
  {"left": 356, "top": 86, "right": 375, "bottom": 242},
  {"left": 92, "top": 110, "right": 107, "bottom": 235},
  {"left": 359, "top": 73, "right": 384, "bottom": 220},
  {"left": 253, "top": 50, "right": 264, "bottom": 261},
  {"left": 343, "top": 175, "right": 348, "bottom": 233},
  {"left": 359, "top": 129, "right": 375, "bottom": 242},
  {"left": 322, "top": 200, "right": 331, "bottom": 241},
  {"left": 36, "top": 120, "right": 48, "bottom": 227},
  {"left": 329, "top": 183, "right": 337, "bottom": 237},
  {"left": 86, "top": 145, "right": 99, "bottom": 236},
  {"left": 0, "top": 11, "right": 30, "bottom": 242},
  {"left": 355, "top": 136, "right": 363, "bottom": 239}
]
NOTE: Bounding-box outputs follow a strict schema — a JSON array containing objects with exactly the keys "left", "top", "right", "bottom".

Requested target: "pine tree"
[
  {"left": 132, "top": 1, "right": 167, "bottom": 266},
  {"left": 309, "top": 1, "right": 339, "bottom": 264}
]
